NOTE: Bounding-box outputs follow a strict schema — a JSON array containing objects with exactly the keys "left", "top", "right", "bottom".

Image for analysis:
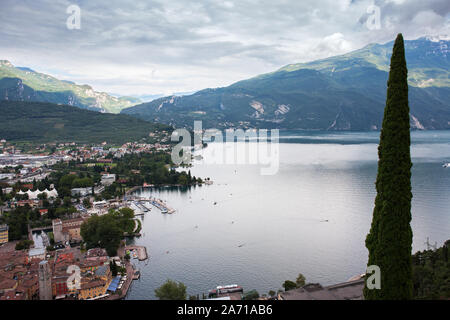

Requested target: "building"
[
  {"left": 29, "top": 247, "right": 46, "bottom": 261},
  {"left": 101, "top": 174, "right": 116, "bottom": 186},
  {"left": 94, "top": 264, "right": 112, "bottom": 283},
  {"left": 0, "top": 278, "right": 18, "bottom": 295},
  {"left": 86, "top": 248, "right": 108, "bottom": 261},
  {"left": 38, "top": 260, "right": 52, "bottom": 300},
  {"left": 19, "top": 273, "right": 39, "bottom": 300},
  {"left": 52, "top": 218, "right": 86, "bottom": 243},
  {"left": 0, "top": 173, "right": 15, "bottom": 181},
  {"left": 71, "top": 187, "right": 92, "bottom": 197},
  {"left": 78, "top": 279, "right": 107, "bottom": 300},
  {"left": 78, "top": 264, "right": 112, "bottom": 300},
  {"left": 0, "top": 224, "right": 8, "bottom": 244},
  {"left": 278, "top": 278, "right": 365, "bottom": 300},
  {"left": 15, "top": 200, "right": 40, "bottom": 208}
]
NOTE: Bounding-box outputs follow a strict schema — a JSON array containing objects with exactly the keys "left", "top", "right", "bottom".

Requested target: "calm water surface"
[{"left": 126, "top": 131, "right": 450, "bottom": 299}]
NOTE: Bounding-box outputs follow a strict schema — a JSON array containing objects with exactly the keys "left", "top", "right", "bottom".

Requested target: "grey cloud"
[{"left": 0, "top": 0, "right": 448, "bottom": 95}]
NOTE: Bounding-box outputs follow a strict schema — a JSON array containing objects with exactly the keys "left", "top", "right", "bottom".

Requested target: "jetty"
[
  {"left": 149, "top": 198, "right": 175, "bottom": 214},
  {"left": 125, "top": 245, "right": 148, "bottom": 261}
]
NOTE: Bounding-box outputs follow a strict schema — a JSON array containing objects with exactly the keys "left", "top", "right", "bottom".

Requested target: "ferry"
[{"left": 208, "top": 284, "right": 243, "bottom": 298}]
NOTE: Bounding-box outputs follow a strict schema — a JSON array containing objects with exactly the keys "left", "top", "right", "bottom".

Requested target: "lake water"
[{"left": 125, "top": 130, "right": 450, "bottom": 299}]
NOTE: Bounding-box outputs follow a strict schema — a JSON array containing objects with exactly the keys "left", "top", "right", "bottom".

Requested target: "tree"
[
  {"left": 37, "top": 192, "right": 48, "bottom": 200},
  {"left": 296, "top": 273, "right": 306, "bottom": 288},
  {"left": 364, "top": 34, "right": 413, "bottom": 300},
  {"left": 110, "top": 260, "right": 118, "bottom": 277},
  {"left": 243, "top": 290, "right": 260, "bottom": 300},
  {"left": 268, "top": 290, "right": 276, "bottom": 297},
  {"left": 83, "top": 198, "right": 91, "bottom": 209},
  {"left": 155, "top": 279, "right": 187, "bottom": 300},
  {"left": 15, "top": 240, "right": 34, "bottom": 250},
  {"left": 63, "top": 196, "right": 72, "bottom": 207},
  {"left": 178, "top": 174, "right": 188, "bottom": 186},
  {"left": 80, "top": 209, "right": 135, "bottom": 256},
  {"left": 59, "top": 174, "right": 77, "bottom": 188},
  {"left": 282, "top": 280, "right": 297, "bottom": 292}
]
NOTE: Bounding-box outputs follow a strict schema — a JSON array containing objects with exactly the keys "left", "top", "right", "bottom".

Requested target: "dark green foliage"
[
  {"left": 71, "top": 177, "right": 94, "bottom": 188},
  {"left": 80, "top": 208, "right": 135, "bottom": 256},
  {"left": 154, "top": 279, "right": 187, "bottom": 300},
  {"left": 365, "top": 34, "right": 413, "bottom": 300},
  {"left": 412, "top": 240, "right": 450, "bottom": 299},
  {"left": 243, "top": 290, "right": 260, "bottom": 300},
  {"left": 0, "top": 101, "right": 171, "bottom": 144},
  {"left": 296, "top": 273, "right": 306, "bottom": 287},
  {"left": 48, "top": 232, "right": 55, "bottom": 245},
  {"left": 282, "top": 280, "right": 297, "bottom": 291},
  {"left": 112, "top": 153, "right": 200, "bottom": 187},
  {"left": 110, "top": 260, "right": 118, "bottom": 277},
  {"left": 15, "top": 239, "right": 34, "bottom": 250},
  {"left": 1, "top": 206, "right": 31, "bottom": 240}
]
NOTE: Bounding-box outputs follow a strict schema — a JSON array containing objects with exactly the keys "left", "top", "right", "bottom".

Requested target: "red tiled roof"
[
  {"left": 81, "top": 279, "right": 105, "bottom": 290},
  {"left": 0, "top": 278, "right": 17, "bottom": 290}
]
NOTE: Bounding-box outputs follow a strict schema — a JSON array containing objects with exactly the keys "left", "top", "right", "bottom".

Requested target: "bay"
[{"left": 126, "top": 130, "right": 450, "bottom": 299}]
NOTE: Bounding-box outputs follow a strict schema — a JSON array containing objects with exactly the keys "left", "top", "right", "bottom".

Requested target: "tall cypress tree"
[{"left": 364, "top": 33, "right": 413, "bottom": 300}]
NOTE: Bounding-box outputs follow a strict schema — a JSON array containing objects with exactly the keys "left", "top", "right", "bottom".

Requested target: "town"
[{"left": 0, "top": 137, "right": 203, "bottom": 300}]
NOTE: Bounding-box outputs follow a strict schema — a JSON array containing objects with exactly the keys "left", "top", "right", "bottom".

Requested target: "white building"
[
  {"left": 71, "top": 187, "right": 92, "bottom": 197},
  {"left": 0, "top": 173, "right": 15, "bottom": 180},
  {"left": 101, "top": 174, "right": 116, "bottom": 186},
  {"left": 29, "top": 247, "right": 46, "bottom": 261}
]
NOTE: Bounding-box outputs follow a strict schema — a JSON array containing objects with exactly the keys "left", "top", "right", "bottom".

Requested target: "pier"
[
  {"left": 125, "top": 245, "right": 148, "bottom": 261},
  {"left": 148, "top": 198, "right": 175, "bottom": 214}
]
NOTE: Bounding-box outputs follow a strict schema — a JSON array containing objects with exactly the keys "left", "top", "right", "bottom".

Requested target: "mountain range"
[
  {"left": 121, "top": 37, "right": 450, "bottom": 131},
  {"left": 0, "top": 60, "right": 140, "bottom": 113}
]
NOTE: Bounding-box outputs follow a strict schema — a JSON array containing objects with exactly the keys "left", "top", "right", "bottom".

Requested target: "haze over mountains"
[
  {"left": 121, "top": 37, "right": 450, "bottom": 131},
  {"left": 1, "top": 37, "right": 449, "bottom": 131},
  {"left": 0, "top": 60, "right": 141, "bottom": 113}
]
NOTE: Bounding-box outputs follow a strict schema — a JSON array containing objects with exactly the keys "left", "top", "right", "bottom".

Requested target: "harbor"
[{"left": 126, "top": 196, "right": 176, "bottom": 214}]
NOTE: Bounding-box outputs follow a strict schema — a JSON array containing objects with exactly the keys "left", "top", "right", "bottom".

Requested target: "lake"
[{"left": 125, "top": 130, "right": 450, "bottom": 299}]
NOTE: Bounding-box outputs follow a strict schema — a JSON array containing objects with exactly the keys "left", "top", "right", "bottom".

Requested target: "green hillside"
[
  {"left": 0, "top": 60, "right": 140, "bottom": 113},
  {"left": 0, "top": 101, "right": 171, "bottom": 144},
  {"left": 279, "top": 37, "right": 450, "bottom": 88},
  {"left": 122, "top": 37, "right": 450, "bottom": 131}
]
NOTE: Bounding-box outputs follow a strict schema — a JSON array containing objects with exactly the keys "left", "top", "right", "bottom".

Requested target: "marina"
[{"left": 126, "top": 196, "right": 176, "bottom": 214}]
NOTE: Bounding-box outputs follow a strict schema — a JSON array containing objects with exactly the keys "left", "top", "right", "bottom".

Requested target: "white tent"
[{"left": 18, "top": 188, "right": 58, "bottom": 200}]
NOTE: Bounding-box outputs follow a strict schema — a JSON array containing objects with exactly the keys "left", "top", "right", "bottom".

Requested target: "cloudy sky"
[{"left": 0, "top": 0, "right": 449, "bottom": 96}]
